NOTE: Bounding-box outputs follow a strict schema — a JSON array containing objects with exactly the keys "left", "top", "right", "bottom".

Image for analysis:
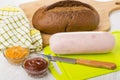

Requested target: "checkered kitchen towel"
[{"left": 0, "top": 6, "right": 42, "bottom": 52}]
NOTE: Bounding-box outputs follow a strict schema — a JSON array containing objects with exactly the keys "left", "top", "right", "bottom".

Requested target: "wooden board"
[{"left": 20, "top": 0, "right": 120, "bottom": 47}]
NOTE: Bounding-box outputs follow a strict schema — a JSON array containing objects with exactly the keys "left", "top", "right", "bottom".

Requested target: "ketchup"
[{"left": 23, "top": 57, "right": 48, "bottom": 78}]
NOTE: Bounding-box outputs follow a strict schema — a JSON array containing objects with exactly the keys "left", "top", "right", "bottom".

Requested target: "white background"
[{"left": 0, "top": 0, "right": 120, "bottom": 80}]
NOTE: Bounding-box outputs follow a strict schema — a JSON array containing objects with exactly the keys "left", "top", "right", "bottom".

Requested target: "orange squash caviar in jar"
[{"left": 4, "top": 46, "right": 29, "bottom": 65}]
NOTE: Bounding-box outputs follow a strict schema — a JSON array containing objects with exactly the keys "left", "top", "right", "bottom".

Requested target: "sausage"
[{"left": 49, "top": 32, "right": 115, "bottom": 54}]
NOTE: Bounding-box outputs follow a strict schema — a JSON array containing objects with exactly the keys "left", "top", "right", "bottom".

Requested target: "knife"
[{"left": 41, "top": 54, "right": 116, "bottom": 70}]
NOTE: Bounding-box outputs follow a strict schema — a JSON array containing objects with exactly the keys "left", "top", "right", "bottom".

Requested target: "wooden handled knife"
[{"left": 41, "top": 54, "right": 116, "bottom": 70}]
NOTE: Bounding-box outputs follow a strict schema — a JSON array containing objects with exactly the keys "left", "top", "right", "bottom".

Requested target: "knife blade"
[{"left": 41, "top": 54, "right": 116, "bottom": 70}]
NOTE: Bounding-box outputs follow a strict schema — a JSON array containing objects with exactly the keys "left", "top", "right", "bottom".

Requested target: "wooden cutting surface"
[{"left": 20, "top": 0, "right": 120, "bottom": 47}]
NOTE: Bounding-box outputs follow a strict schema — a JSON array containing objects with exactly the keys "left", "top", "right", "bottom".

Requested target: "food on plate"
[
  {"left": 32, "top": 0, "right": 99, "bottom": 34},
  {"left": 4, "top": 46, "right": 29, "bottom": 65},
  {"left": 22, "top": 57, "right": 48, "bottom": 78},
  {"left": 50, "top": 32, "right": 115, "bottom": 54}
]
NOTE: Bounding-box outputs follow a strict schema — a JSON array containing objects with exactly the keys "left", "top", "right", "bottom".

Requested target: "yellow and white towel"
[{"left": 0, "top": 6, "right": 42, "bottom": 52}]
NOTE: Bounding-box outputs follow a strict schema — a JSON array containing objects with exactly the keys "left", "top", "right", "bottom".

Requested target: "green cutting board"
[{"left": 44, "top": 31, "right": 120, "bottom": 80}]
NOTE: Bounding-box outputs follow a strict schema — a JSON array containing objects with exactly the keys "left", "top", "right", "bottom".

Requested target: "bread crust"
[{"left": 32, "top": 0, "right": 100, "bottom": 34}]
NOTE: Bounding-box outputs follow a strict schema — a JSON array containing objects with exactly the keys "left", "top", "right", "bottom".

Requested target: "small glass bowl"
[
  {"left": 22, "top": 56, "right": 49, "bottom": 78},
  {"left": 3, "top": 46, "right": 29, "bottom": 65}
]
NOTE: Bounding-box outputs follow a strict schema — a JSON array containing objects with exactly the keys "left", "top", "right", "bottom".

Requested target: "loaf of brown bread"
[{"left": 32, "top": 0, "right": 100, "bottom": 34}]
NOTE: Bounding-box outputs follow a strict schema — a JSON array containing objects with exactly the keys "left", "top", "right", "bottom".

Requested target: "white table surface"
[{"left": 0, "top": 0, "right": 120, "bottom": 80}]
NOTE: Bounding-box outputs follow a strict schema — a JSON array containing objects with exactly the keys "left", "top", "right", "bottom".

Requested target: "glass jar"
[
  {"left": 3, "top": 46, "right": 29, "bottom": 65},
  {"left": 22, "top": 56, "right": 49, "bottom": 78}
]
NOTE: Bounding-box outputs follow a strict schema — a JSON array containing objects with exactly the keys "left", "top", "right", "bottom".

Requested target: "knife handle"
[{"left": 76, "top": 59, "right": 116, "bottom": 70}]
